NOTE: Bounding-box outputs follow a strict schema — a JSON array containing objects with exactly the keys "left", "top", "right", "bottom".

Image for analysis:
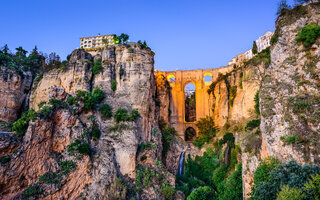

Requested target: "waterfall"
[{"left": 178, "top": 152, "right": 185, "bottom": 175}]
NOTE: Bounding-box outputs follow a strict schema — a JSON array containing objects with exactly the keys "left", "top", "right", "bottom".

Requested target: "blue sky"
[{"left": 1, "top": 0, "right": 294, "bottom": 71}]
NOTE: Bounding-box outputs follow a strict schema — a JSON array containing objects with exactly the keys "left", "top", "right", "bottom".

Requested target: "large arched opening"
[
  {"left": 203, "top": 73, "right": 213, "bottom": 86},
  {"left": 184, "top": 82, "right": 196, "bottom": 122},
  {"left": 185, "top": 127, "right": 196, "bottom": 141}
]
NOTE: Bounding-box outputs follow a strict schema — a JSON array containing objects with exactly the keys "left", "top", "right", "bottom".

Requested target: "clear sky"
[{"left": 1, "top": 0, "right": 294, "bottom": 71}]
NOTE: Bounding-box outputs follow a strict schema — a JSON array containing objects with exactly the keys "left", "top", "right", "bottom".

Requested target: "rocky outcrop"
[
  {"left": 210, "top": 62, "right": 264, "bottom": 127},
  {"left": 261, "top": 3, "right": 320, "bottom": 165},
  {"left": 241, "top": 3, "right": 320, "bottom": 198},
  {"left": 0, "top": 67, "right": 32, "bottom": 122},
  {"left": 29, "top": 49, "right": 93, "bottom": 111},
  {"left": 0, "top": 44, "right": 173, "bottom": 200}
]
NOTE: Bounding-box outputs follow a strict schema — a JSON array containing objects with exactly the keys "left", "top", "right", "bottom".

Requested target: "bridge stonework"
[{"left": 160, "top": 66, "right": 233, "bottom": 140}]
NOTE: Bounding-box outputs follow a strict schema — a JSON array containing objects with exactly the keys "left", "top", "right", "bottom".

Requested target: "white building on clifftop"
[
  {"left": 228, "top": 31, "right": 274, "bottom": 66},
  {"left": 80, "top": 34, "right": 114, "bottom": 50}
]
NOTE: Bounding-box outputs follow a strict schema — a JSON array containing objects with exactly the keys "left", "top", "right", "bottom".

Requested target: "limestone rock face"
[
  {"left": 0, "top": 66, "right": 32, "bottom": 122},
  {"left": 0, "top": 109, "right": 91, "bottom": 199},
  {"left": 0, "top": 44, "right": 169, "bottom": 199},
  {"left": 211, "top": 63, "right": 263, "bottom": 127},
  {"left": 260, "top": 4, "right": 320, "bottom": 165},
  {"left": 29, "top": 49, "right": 93, "bottom": 111}
]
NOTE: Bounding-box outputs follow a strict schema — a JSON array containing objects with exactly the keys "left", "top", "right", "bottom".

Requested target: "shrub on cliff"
[
  {"left": 128, "top": 109, "right": 140, "bottom": 121},
  {"left": 90, "top": 123, "right": 100, "bottom": 140},
  {"left": 12, "top": 109, "right": 37, "bottom": 136},
  {"left": 114, "top": 108, "right": 128, "bottom": 123},
  {"left": 100, "top": 104, "right": 112, "bottom": 119},
  {"left": 251, "top": 159, "right": 319, "bottom": 200},
  {"left": 76, "top": 87, "right": 104, "bottom": 111},
  {"left": 59, "top": 160, "right": 76, "bottom": 175},
  {"left": 23, "top": 184, "right": 43, "bottom": 199},
  {"left": 111, "top": 80, "right": 117, "bottom": 91},
  {"left": 67, "top": 139, "right": 91, "bottom": 156},
  {"left": 245, "top": 119, "right": 261, "bottom": 130},
  {"left": 49, "top": 98, "right": 68, "bottom": 110},
  {"left": 187, "top": 186, "right": 215, "bottom": 200},
  {"left": 193, "top": 116, "right": 218, "bottom": 149},
  {"left": 38, "top": 105, "right": 52, "bottom": 119},
  {"left": 276, "top": 185, "right": 305, "bottom": 200},
  {"left": 296, "top": 23, "right": 320, "bottom": 48},
  {"left": 92, "top": 58, "right": 103, "bottom": 75}
]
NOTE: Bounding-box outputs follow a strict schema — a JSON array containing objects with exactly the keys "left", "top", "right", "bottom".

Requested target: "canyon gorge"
[{"left": 0, "top": 2, "right": 320, "bottom": 200}]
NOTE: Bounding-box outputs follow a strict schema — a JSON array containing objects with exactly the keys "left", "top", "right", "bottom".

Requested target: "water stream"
[{"left": 178, "top": 152, "right": 185, "bottom": 175}]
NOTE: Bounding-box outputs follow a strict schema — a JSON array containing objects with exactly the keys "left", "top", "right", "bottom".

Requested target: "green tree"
[
  {"left": 276, "top": 0, "right": 291, "bottom": 16},
  {"left": 276, "top": 185, "right": 305, "bottom": 200},
  {"left": 15, "top": 46, "right": 27, "bottom": 57},
  {"left": 304, "top": 174, "right": 320, "bottom": 199},
  {"left": 252, "top": 41, "right": 258, "bottom": 54},
  {"left": 187, "top": 186, "right": 215, "bottom": 200},
  {"left": 119, "top": 33, "right": 129, "bottom": 44},
  {"left": 2, "top": 44, "right": 9, "bottom": 54}
]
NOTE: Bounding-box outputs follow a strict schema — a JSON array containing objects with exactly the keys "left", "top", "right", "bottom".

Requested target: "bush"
[
  {"left": 0, "top": 156, "right": 10, "bottom": 164},
  {"left": 91, "top": 123, "right": 100, "bottom": 140},
  {"left": 212, "top": 164, "right": 228, "bottom": 187},
  {"left": 229, "top": 86, "right": 237, "bottom": 107},
  {"left": 140, "top": 155, "right": 147, "bottom": 161},
  {"left": 218, "top": 164, "right": 243, "bottom": 200},
  {"left": 92, "top": 58, "right": 103, "bottom": 75},
  {"left": 276, "top": 185, "right": 305, "bottom": 200},
  {"left": 67, "top": 139, "right": 91, "bottom": 156},
  {"left": 59, "top": 160, "right": 76, "bottom": 175},
  {"left": 39, "top": 172, "right": 58, "bottom": 184},
  {"left": 12, "top": 109, "right": 37, "bottom": 136},
  {"left": 271, "top": 33, "right": 279, "bottom": 45},
  {"left": 187, "top": 186, "right": 215, "bottom": 200},
  {"left": 304, "top": 174, "right": 320, "bottom": 199},
  {"left": 23, "top": 184, "right": 42, "bottom": 199},
  {"left": 252, "top": 159, "right": 319, "bottom": 200},
  {"left": 92, "top": 87, "right": 104, "bottom": 103},
  {"left": 114, "top": 108, "right": 128, "bottom": 123},
  {"left": 161, "top": 183, "right": 175, "bottom": 200},
  {"left": 296, "top": 23, "right": 320, "bottom": 48},
  {"left": 76, "top": 87, "right": 104, "bottom": 111},
  {"left": 219, "top": 132, "right": 235, "bottom": 148},
  {"left": 128, "top": 109, "right": 140, "bottom": 121},
  {"left": 280, "top": 134, "right": 302, "bottom": 144},
  {"left": 245, "top": 119, "right": 261, "bottom": 130},
  {"left": 108, "top": 122, "right": 131, "bottom": 132},
  {"left": 100, "top": 104, "right": 112, "bottom": 119},
  {"left": 38, "top": 105, "right": 52, "bottom": 119},
  {"left": 254, "top": 90, "right": 260, "bottom": 115},
  {"left": 193, "top": 116, "right": 218, "bottom": 149},
  {"left": 67, "top": 96, "right": 78, "bottom": 106},
  {"left": 49, "top": 98, "right": 68, "bottom": 110},
  {"left": 161, "top": 123, "right": 176, "bottom": 159},
  {"left": 76, "top": 90, "right": 94, "bottom": 111},
  {"left": 105, "top": 177, "right": 127, "bottom": 200},
  {"left": 111, "top": 80, "right": 117, "bottom": 91}
]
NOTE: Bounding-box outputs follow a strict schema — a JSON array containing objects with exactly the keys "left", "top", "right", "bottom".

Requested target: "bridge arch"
[
  {"left": 184, "top": 126, "right": 197, "bottom": 142},
  {"left": 159, "top": 65, "right": 233, "bottom": 140},
  {"left": 184, "top": 82, "right": 196, "bottom": 123},
  {"left": 203, "top": 72, "right": 213, "bottom": 85}
]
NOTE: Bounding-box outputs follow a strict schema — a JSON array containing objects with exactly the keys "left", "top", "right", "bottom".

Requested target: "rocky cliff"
[
  {"left": 242, "top": 3, "right": 320, "bottom": 198},
  {"left": 0, "top": 44, "right": 177, "bottom": 200},
  {"left": 0, "top": 66, "right": 32, "bottom": 123}
]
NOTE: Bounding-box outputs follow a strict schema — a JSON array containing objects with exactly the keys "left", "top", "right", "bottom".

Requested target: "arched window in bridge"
[
  {"left": 167, "top": 75, "right": 176, "bottom": 83},
  {"left": 203, "top": 73, "right": 212, "bottom": 86},
  {"left": 184, "top": 83, "right": 196, "bottom": 122},
  {"left": 185, "top": 127, "right": 196, "bottom": 141}
]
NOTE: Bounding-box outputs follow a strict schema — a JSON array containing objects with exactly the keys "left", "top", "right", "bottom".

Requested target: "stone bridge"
[{"left": 160, "top": 65, "right": 233, "bottom": 141}]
